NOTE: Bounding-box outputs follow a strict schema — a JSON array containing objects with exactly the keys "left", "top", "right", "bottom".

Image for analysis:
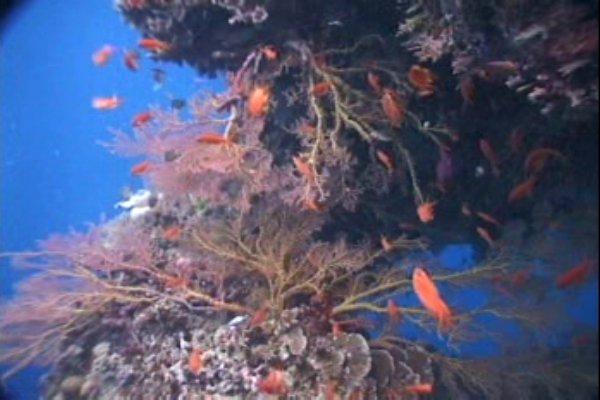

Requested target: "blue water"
[{"left": 0, "top": 1, "right": 222, "bottom": 397}]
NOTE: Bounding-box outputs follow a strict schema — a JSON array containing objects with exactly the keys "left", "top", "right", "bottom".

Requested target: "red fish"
[
  {"left": 405, "top": 383, "right": 434, "bottom": 395},
  {"left": 188, "top": 349, "right": 203, "bottom": 375},
  {"left": 293, "top": 156, "right": 315, "bottom": 183},
  {"left": 247, "top": 86, "right": 270, "bottom": 117},
  {"left": 417, "top": 201, "right": 436, "bottom": 224},
  {"left": 139, "top": 38, "right": 171, "bottom": 54},
  {"left": 131, "top": 160, "right": 154, "bottom": 176},
  {"left": 556, "top": 259, "right": 596, "bottom": 289},
  {"left": 381, "top": 88, "right": 406, "bottom": 128},
  {"left": 92, "top": 45, "right": 117, "bottom": 67},
  {"left": 312, "top": 81, "right": 332, "bottom": 97},
  {"left": 92, "top": 95, "right": 123, "bottom": 110},
  {"left": 249, "top": 305, "right": 270, "bottom": 328},
  {"left": 124, "top": 50, "right": 140, "bottom": 71},
  {"left": 412, "top": 267, "right": 453, "bottom": 329},
  {"left": 479, "top": 139, "right": 500, "bottom": 176},
  {"left": 508, "top": 177, "right": 537, "bottom": 203},
  {"left": 408, "top": 65, "right": 437, "bottom": 97},
  {"left": 304, "top": 196, "right": 326, "bottom": 212},
  {"left": 132, "top": 111, "right": 153, "bottom": 127},
  {"left": 376, "top": 149, "right": 395, "bottom": 172},
  {"left": 524, "top": 148, "right": 566, "bottom": 175},
  {"left": 508, "top": 128, "right": 525, "bottom": 154},
  {"left": 163, "top": 226, "right": 182, "bottom": 241},
  {"left": 367, "top": 71, "right": 383, "bottom": 94},
  {"left": 261, "top": 45, "right": 279, "bottom": 60},
  {"left": 197, "top": 133, "right": 230, "bottom": 145}
]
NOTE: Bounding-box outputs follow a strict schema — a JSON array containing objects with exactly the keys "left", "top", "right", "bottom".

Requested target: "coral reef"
[{"left": 1, "top": 0, "right": 598, "bottom": 398}]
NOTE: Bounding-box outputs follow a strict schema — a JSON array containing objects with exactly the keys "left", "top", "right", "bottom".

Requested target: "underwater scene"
[{"left": 0, "top": 0, "right": 598, "bottom": 399}]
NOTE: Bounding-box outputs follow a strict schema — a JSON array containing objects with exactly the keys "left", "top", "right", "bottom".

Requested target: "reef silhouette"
[{"left": 1, "top": 0, "right": 598, "bottom": 399}]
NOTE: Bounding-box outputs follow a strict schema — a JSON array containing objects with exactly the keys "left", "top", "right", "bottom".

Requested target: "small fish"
[
  {"left": 197, "top": 133, "right": 230, "bottom": 145},
  {"left": 164, "top": 276, "right": 188, "bottom": 290},
  {"left": 247, "top": 86, "right": 270, "bottom": 117},
  {"left": 139, "top": 38, "right": 171, "bottom": 54},
  {"left": 132, "top": 111, "right": 153, "bottom": 128},
  {"left": 475, "top": 211, "right": 502, "bottom": 227},
  {"left": 508, "top": 177, "right": 537, "bottom": 203},
  {"left": 476, "top": 226, "right": 495, "bottom": 247},
  {"left": 293, "top": 156, "right": 315, "bottom": 183},
  {"left": 163, "top": 226, "right": 182, "bottom": 241},
  {"left": 367, "top": 71, "right": 383, "bottom": 94},
  {"left": 261, "top": 45, "right": 279, "bottom": 60},
  {"left": 556, "top": 259, "right": 596, "bottom": 289},
  {"left": 123, "top": 50, "right": 140, "bottom": 71},
  {"left": 331, "top": 321, "right": 344, "bottom": 339},
  {"left": 304, "top": 196, "right": 326, "bottom": 212},
  {"left": 387, "top": 299, "right": 402, "bottom": 324},
  {"left": 258, "top": 370, "right": 289, "bottom": 395},
  {"left": 408, "top": 65, "right": 437, "bottom": 97},
  {"left": 381, "top": 88, "right": 406, "bottom": 128},
  {"left": 405, "top": 383, "right": 434, "bottom": 395},
  {"left": 380, "top": 236, "right": 395, "bottom": 252},
  {"left": 131, "top": 160, "right": 154, "bottom": 176},
  {"left": 92, "top": 45, "right": 117, "bottom": 67},
  {"left": 312, "top": 81, "right": 332, "bottom": 97},
  {"left": 324, "top": 381, "right": 340, "bottom": 400},
  {"left": 479, "top": 139, "right": 500, "bottom": 176},
  {"left": 92, "top": 95, "right": 123, "bottom": 110},
  {"left": 524, "top": 148, "right": 566, "bottom": 175},
  {"left": 485, "top": 60, "right": 519, "bottom": 74},
  {"left": 376, "top": 149, "right": 395, "bottom": 172},
  {"left": 188, "top": 348, "right": 203, "bottom": 375},
  {"left": 461, "top": 203, "right": 472, "bottom": 217},
  {"left": 417, "top": 201, "right": 436, "bottom": 224},
  {"left": 412, "top": 267, "right": 453, "bottom": 329},
  {"left": 297, "top": 122, "right": 316, "bottom": 136}
]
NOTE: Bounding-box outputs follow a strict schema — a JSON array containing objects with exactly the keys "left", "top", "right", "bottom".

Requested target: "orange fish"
[
  {"left": 405, "top": 383, "right": 434, "bottom": 395},
  {"left": 380, "top": 236, "right": 395, "bottom": 252},
  {"left": 132, "top": 111, "right": 153, "bottom": 127},
  {"left": 124, "top": 50, "right": 140, "bottom": 71},
  {"left": 297, "top": 122, "right": 316, "bottom": 136},
  {"left": 131, "top": 160, "right": 154, "bottom": 176},
  {"left": 293, "top": 156, "right": 315, "bottom": 183},
  {"left": 247, "top": 86, "right": 270, "bottom": 117},
  {"left": 476, "top": 226, "right": 495, "bottom": 247},
  {"left": 258, "top": 370, "right": 289, "bottom": 395},
  {"left": 312, "top": 81, "right": 332, "bottom": 97},
  {"left": 139, "top": 38, "right": 171, "bottom": 53},
  {"left": 324, "top": 381, "right": 340, "bottom": 400},
  {"left": 412, "top": 267, "right": 453, "bottom": 329},
  {"left": 197, "top": 133, "right": 230, "bottom": 145},
  {"left": 479, "top": 139, "right": 500, "bottom": 176},
  {"left": 387, "top": 299, "right": 402, "bottom": 324},
  {"left": 163, "top": 226, "right": 182, "bottom": 241},
  {"left": 556, "top": 259, "right": 596, "bottom": 289},
  {"left": 92, "top": 45, "right": 117, "bottom": 67},
  {"left": 261, "top": 45, "right": 279, "bottom": 60},
  {"left": 164, "top": 276, "right": 188, "bottom": 290},
  {"left": 188, "top": 348, "right": 203, "bottom": 375},
  {"left": 508, "top": 177, "right": 537, "bottom": 203},
  {"left": 459, "top": 74, "right": 476, "bottom": 106},
  {"left": 408, "top": 65, "right": 437, "bottom": 97},
  {"left": 367, "top": 71, "right": 383, "bottom": 94},
  {"left": 376, "top": 149, "right": 395, "bottom": 172},
  {"left": 417, "top": 201, "right": 436, "bottom": 224},
  {"left": 92, "top": 95, "right": 123, "bottom": 110},
  {"left": 475, "top": 211, "right": 502, "bottom": 227},
  {"left": 524, "top": 148, "right": 565, "bottom": 175},
  {"left": 381, "top": 88, "right": 406, "bottom": 128},
  {"left": 304, "top": 196, "right": 326, "bottom": 212}
]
